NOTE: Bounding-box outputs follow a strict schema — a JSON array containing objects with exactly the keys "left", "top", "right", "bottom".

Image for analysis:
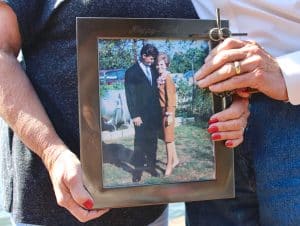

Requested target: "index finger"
[
  {"left": 195, "top": 48, "right": 246, "bottom": 82},
  {"left": 195, "top": 39, "right": 247, "bottom": 82},
  {"left": 206, "top": 38, "right": 247, "bottom": 62}
]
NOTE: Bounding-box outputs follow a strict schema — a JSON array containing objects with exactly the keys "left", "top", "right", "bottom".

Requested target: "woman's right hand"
[
  {"left": 0, "top": 3, "right": 108, "bottom": 222},
  {"left": 44, "top": 148, "right": 109, "bottom": 222}
]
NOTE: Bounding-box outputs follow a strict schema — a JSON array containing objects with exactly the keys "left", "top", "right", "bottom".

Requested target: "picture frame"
[{"left": 76, "top": 17, "right": 234, "bottom": 209}]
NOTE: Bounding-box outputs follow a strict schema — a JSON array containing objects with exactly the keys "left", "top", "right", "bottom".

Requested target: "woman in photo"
[{"left": 156, "top": 52, "right": 179, "bottom": 176}]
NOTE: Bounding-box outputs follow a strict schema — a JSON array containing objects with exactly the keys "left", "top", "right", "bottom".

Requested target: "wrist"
[
  {"left": 165, "top": 112, "right": 172, "bottom": 116},
  {"left": 41, "top": 144, "right": 71, "bottom": 172}
]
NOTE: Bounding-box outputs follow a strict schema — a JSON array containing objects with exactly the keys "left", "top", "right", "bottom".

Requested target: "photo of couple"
[{"left": 99, "top": 39, "right": 215, "bottom": 188}]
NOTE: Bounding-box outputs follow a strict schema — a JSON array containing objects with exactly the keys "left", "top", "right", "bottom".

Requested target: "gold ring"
[{"left": 234, "top": 61, "right": 241, "bottom": 75}]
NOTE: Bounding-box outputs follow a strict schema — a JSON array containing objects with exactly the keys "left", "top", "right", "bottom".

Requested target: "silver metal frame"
[{"left": 76, "top": 17, "right": 234, "bottom": 209}]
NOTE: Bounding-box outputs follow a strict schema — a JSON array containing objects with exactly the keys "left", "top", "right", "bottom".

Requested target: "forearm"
[{"left": 0, "top": 50, "right": 67, "bottom": 170}]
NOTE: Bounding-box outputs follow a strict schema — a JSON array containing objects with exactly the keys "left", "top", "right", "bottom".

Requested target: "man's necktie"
[{"left": 145, "top": 66, "right": 152, "bottom": 85}]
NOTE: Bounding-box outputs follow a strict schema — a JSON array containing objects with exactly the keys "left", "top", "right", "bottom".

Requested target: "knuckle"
[
  {"left": 248, "top": 40, "right": 257, "bottom": 45},
  {"left": 239, "top": 129, "right": 244, "bottom": 137},
  {"left": 78, "top": 212, "right": 94, "bottom": 223},
  {"left": 242, "top": 115, "right": 249, "bottom": 125},
  {"left": 77, "top": 216, "right": 87, "bottom": 223},
  {"left": 219, "top": 51, "right": 233, "bottom": 62},
  {"left": 252, "top": 69, "right": 265, "bottom": 88},
  {"left": 231, "top": 104, "right": 244, "bottom": 118},
  {"left": 74, "top": 211, "right": 90, "bottom": 223},
  {"left": 245, "top": 109, "right": 250, "bottom": 118},
  {"left": 251, "top": 45, "right": 261, "bottom": 54},
  {"left": 232, "top": 112, "right": 242, "bottom": 120},
  {"left": 81, "top": 217, "right": 91, "bottom": 223},
  {"left": 240, "top": 96, "right": 249, "bottom": 103},
  {"left": 253, "top": 54, "right": 263, "bottom": 64},
  {"left": 233, "top": 120, "right": 242, "bottom": 130},
  {"left": 242, "top": 100, "right": 250, "bottom": 112},
  {"left": 231, "top": 75, "right": 241, "bottom": 84},
  {"left": 246, "top": 42, "right": 263, "bottom": 56},
  {"left": 237, "top": 137, "right": 244, "bottom": 146},
  {"left": 243, "top": 97, "right": 250, "bottom": 106},
  {"left": 224, "top": 62, "right": 233, "bottom": 74},
  {"left": 224, "top": 38, "right": 236, "bottom": 47},
  {"left": 226, "top": 107, "right": 236, "bottom": 119},
  {"left": 254, "top": 68, "right": 265, "bottom": 79},
  {"left": 65, "top": 171, "right": 79, "bottom": 186},
  {"left": 240, "top": 136, "right": 244, "bottom": 143},
  {"left": 221, "top": 52, "right": 230, "bottom": 62},
  {"left": 242, "top": 116, "right": 249, "bottom": 126},
  {"left": 57, "top": 197, "right": 67, "bottom": 207},
  {"left": 217, "top": 63, "right": 232, "bottom": 75},
  {"left": 66, "top": 175, "right": 77, "bottom": 186}
]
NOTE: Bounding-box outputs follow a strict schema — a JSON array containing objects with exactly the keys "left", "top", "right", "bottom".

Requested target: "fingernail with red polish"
[
  {"left": 208, "top": 118, "right": 219, "bottom": 125},
  {"left": 225, "top": 141, "right": 234, "bottom": 147},
  {"left": 211, "top": 134, "right": 221, "bottom": 140},
  {"left": 208, "top": 126, "right": 219, "bottom": 133},
  {"left": 83, "top": 199, "right": 94, "bottom": 210}
]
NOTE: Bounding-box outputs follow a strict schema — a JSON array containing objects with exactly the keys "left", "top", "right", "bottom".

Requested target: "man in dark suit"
[{"left": 125, "top": 44, "right": 162, "bottom": 182}]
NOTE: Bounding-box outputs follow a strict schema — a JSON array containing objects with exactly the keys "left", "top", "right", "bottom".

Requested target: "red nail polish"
[
  {"left": 211, "top": 134, "right": 221, "bottom": 140},
  {"left": 208, "top": 118, "right": 219, "bottom": 125},
  {"left": 83, "top": 199, "right": 94, "bottom": 209},
  {"left": 208, "top": 126, "right": 219, "bottom": 133},
  {"left": 225, "top": 141, "right": 234, "bottom": 147}
]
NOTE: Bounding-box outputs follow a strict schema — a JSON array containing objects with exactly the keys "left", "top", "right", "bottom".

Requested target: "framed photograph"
[{"left": 77, "top": 17, "right": 234, "bottom": 208}]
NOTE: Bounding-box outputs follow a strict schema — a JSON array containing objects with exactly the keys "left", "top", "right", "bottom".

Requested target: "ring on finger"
[{"left": 233, "top": 61, "right": 241, "bottom": 75}]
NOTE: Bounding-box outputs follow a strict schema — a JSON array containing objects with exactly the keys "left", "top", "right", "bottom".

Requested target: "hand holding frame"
[{"left": 196, "top": 38, "right": 288, "bottom": 101}]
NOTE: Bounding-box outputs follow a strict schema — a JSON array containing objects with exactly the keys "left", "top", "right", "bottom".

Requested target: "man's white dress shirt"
[{"left": 139, "top": 61, "right": 153, "bottom": 85}]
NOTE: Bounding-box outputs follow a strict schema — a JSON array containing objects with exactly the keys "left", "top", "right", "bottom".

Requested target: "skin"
[
  {"left": 156, "top": 59, "right": 167, "bottom": 74},
  {"left": 0, "top": 3, "right": 108, "bottom": 222},
  {"left": 142, "top": 54, "right": 155, "bottom": 66},
  {"left": 208, "top": 95, "right": 250, "bottom": 148},
  {"left": 196, "top": 38, "right": 288, "bottom": 101},
  {"left": 0, "top": 3, "right": 249, "bottom": 221},
  {"left": 195, "top": 37, "right": 289, "bottom": 147}
]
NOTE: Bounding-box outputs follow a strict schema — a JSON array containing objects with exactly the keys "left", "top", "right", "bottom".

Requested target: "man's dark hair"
[{"left": 140, "top": 44, "right": 159, "bottom": 58}]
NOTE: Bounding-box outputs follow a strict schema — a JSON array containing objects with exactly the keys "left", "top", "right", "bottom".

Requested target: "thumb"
[{"left": 68, "top": 165, "right": 95, "bottom": 210}]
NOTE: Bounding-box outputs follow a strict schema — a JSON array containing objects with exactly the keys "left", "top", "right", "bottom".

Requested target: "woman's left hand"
[
  {"left": 207, "top": 95, "right": 250, "bottom": 148},
  {"left": 196, "top": 38, "right": 288, "bottom": 101}
]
